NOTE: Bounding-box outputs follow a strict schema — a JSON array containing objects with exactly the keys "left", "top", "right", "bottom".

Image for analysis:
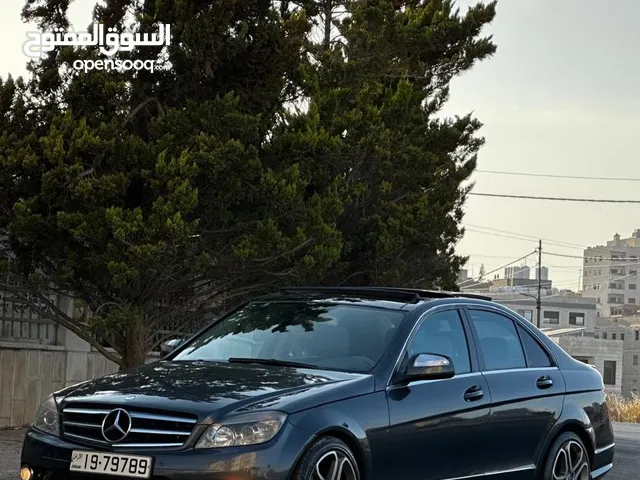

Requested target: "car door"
[
  {"left": 386, "top": 307, "right": 493, "bottom": 480},
  {"left": 464, "top": 307, "right": 566, "bottom": 479}
]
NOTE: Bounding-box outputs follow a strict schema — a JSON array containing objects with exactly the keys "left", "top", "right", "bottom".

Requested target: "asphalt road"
[
  {"left": 608, "top": 422, "right": 638, "bottom": 480},
  {"left": 1, "top": 423, "right": 637, "bottom": 479}
]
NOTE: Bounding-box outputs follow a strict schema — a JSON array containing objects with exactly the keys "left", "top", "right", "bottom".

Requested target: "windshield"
[{"left": 171, "top": 301, "right": 407, "bottom": 373}]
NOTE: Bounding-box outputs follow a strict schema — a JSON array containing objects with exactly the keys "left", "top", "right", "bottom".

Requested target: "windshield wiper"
[{"left": 227, "top": 357, "right": 318, "bottom": 369}]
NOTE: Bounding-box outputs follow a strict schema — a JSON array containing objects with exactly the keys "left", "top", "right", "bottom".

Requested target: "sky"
[
  {"left": 441, "top": 0, "right": 640, "bottom": 290},
  {"left": 2, "top": 1, "right": 639, "bottom": 291}
]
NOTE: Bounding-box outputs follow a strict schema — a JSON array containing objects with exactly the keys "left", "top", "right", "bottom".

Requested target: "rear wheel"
[
  {"left": 541, "top": 431, "right": 591, "bottom": 480},
  {"left": 292, "top": 436, "right": 361, "bottom": 480}
]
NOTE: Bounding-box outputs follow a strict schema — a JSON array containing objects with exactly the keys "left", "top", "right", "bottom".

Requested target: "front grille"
[{"left": 61, "top": 403, "right": 198, "bottom": 449}]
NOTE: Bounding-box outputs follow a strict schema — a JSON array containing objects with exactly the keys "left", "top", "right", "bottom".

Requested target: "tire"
[
  {"left": 292, "top": 436, "right": 361, "bottom": 480},
  {"left": 540, "top": 431, "right": 591, "bottom": 480}
]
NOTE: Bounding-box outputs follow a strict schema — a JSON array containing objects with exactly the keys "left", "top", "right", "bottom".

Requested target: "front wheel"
[
  {"left": 292, "top": 436, "right": 361, "bottom": 480},
  {"left": 541, "top": 431, "right": 591, "bottom": 480}
]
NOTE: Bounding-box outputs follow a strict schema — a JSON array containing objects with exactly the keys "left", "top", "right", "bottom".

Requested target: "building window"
[
  {"left": 517, "top": 309, "right": 533, "bottom": 322},
  {"left": 569, "top": 312, "right": 585, "bottom": 326},
  {"left": 634, "top": 355, "right": 639, "bottom": 366},
  {"left": 631, "top": 270, "right": 638, "bottom": 276},
  {"left": 612, "top": 333, "right": 617, "bottom": 340},
  {"left": 630, "top": 284, "right": 637, "bottom": 289},
  {"left": 603, "top": 332, "right": 608, "bottom": 339},
  {"left": 608, "top": 295, "right": 624, "bottom": 304},
  {"left": 543, "top": 311, "right": 560, "bottom": 325},
  {"left": 637, "top": 330, "right": 640, "bottom": 341},
  {"left": 603, "top": 360, "right": 617, "bottom": 386},
  {"left": 630, "top": 298, "right": 637, "bottom": 304},
  {"left": 621, "top": 333, "right": 625, "bottom": 341}
]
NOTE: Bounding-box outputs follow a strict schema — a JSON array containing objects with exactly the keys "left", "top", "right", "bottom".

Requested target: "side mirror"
[
  {"left": 161, "top": 338, "right": 184, "bottom": 354},
  {"left": 397, "top": 353, "right": 455, "bottom": 384}
]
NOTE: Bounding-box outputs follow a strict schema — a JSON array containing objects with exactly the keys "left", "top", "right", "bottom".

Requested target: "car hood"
[{"left": 58, "top": 360, "right": 374, "bottom": 420}]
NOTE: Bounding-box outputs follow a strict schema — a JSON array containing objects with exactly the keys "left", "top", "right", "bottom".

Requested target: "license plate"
[{"left": 69, "top": 450, "right": 153, "bottom": 478}]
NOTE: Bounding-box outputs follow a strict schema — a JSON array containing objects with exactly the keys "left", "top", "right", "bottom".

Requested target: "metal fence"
[
  {"left": 0, "top": 285, "right": 218, "bottom": 348},
  {"left": 0, "top": 288, "right": 61, "bottom": 345}
]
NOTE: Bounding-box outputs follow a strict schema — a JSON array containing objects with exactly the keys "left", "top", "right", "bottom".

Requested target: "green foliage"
[{"left": 0, "top": 0, "right": 496, "bottom": 367}]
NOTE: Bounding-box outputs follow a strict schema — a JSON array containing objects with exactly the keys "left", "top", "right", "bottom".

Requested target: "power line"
[
  {"left": 483, "top": 170, "right": 640, "bottom": 183},
  {"left": 469, "top": 192, "right": 640, "bottom": 203},
  {"left": 544, "top": 251, "right": 633, "bottom": 262},
  {"left": 465, "top": 228, "right": 543, "bottom": 244},
  {"left": 476, "top": 169, "right": 640, "bottom": 182},
  {"left": 482, "top": 252, "right": 537, "bottom": 278},
  {"left": 461, "top": 251, "right": 537, "bottom": 286},
  {"left": 463, "top": 224, "right": 585, "bottom": 249},
  {"left": 463, "top": 225, "right": 616, "bottom": 259},
  {"left": 465, "top": 254, "right": 528, "bottom": 259}
]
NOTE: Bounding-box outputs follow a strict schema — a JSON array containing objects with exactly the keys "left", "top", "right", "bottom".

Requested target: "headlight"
[
  {"left": 196, "top": 411, "right": 287, "bottom": 449},
  {"left": 31, "top": 394, "right": 60, "bottom": 436}
]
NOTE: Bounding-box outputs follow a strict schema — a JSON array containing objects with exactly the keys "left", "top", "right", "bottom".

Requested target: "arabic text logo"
[{"left": 23, "top": 24, "right": 171, "bottom": 59}]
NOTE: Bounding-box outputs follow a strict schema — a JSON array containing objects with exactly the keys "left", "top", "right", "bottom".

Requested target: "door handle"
[
  {"left": 536, "top": 375, "right": 553, "bottom": 389},
  {"left": 463, "top": 385, "right": 484, "bottom": 402}
]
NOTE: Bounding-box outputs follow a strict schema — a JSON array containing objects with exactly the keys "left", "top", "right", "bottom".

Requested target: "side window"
[
  {"left": 408, "top": 310, "right": 471, "bottom": 374},
  {"left": 517, "top": 324, "right": 553, "bottom": 368},
  {"left": 468, "top": 310, "right": 526, "bottom": 371}
]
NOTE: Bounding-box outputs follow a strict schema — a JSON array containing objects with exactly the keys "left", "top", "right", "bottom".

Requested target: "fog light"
[{"left": 20, "top": 467, "right": 33, "bottom": 480}]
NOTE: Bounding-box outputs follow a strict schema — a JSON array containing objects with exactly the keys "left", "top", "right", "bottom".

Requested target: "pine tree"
[
  {"left": 276, "top": 0, "right": 497, "bottom": 288},
  {"left": 0, "top": 0, "right": 497, "bottom": 367}
]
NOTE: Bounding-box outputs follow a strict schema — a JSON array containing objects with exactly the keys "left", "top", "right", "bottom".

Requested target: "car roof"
[{"left": 252, "top": 286, "right": 492, "bottom": 311}]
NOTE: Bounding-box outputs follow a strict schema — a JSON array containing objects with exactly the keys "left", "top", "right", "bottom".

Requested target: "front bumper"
[{"left": 21, "top": 423, "right": 314, "bottom": 480}]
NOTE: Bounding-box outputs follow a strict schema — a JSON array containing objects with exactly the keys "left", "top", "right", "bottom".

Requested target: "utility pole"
[
  {"left": 536, "top": 239, "right": 542, "bottom": 328},
  {"left": 578, "top": 268, "right": 582, "bottom": 292}
]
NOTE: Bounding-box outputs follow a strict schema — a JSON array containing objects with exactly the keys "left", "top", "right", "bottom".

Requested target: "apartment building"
[
  {"left": 504, "top": 265, "right": 531, "bottom": 280},
  {"left": 582, "top": 230, "right": 640, "bottom": 318},
  {"left": 535, "top": 266, "right": 549, "bottom": 281}
]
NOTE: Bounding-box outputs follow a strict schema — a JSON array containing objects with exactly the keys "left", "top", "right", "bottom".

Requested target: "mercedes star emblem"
[{"left": 101, "top": 408, "right": 132, "bottom": 443}]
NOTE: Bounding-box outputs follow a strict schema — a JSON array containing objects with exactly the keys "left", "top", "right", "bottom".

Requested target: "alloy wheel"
[
  {"left": 312, "top": 449, "right": 358, "bottom": 480},
  {"left": 551, "top": 440, "right": 590, "bottom": 480}
]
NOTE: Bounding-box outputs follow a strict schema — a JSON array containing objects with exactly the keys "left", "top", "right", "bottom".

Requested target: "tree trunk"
[
  {"left": 120, "top": 316, "right": 148, "bottom": 370},
  {"left": 323, "top": 0, "right": 333, "bottom": 49}
]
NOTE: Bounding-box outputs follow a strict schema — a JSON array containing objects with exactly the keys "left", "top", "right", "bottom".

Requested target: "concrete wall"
[
  {"left": 0, "top": 288, "right": 167, "bottom": 427},
  {"left": 0, "top": 335, "right": 159, "bottom": 427},
  {"left": 0, "top": 342, "right": 119, "bottom": 427}
]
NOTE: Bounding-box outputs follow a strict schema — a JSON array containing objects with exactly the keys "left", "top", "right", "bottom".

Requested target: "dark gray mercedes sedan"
[{"left": 21, "top": 287, "right": 614, "bottom": 480}]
